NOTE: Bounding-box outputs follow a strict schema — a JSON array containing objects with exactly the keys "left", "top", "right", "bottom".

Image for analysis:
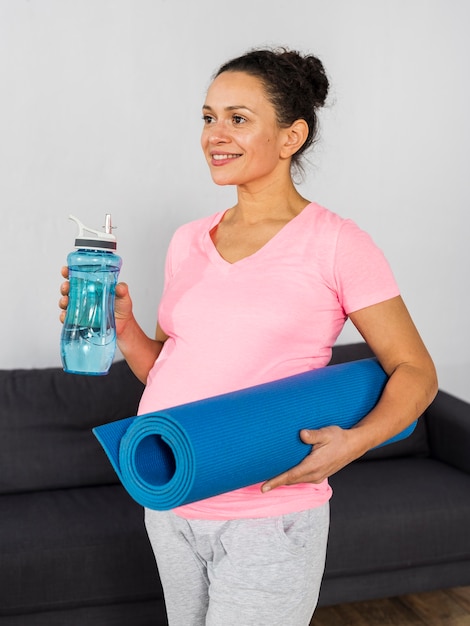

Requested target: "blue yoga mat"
[{"left": 93, "top": 358, "right": 416, "bottom": 510}]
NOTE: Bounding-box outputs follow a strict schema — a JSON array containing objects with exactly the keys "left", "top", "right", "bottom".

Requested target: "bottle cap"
[{"left": 69, "top": 214, "right": 117, "bottom": 251}]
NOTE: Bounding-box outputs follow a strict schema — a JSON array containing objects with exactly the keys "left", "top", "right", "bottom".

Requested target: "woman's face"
[{"left": 201, "top": 71, "right": 289, "bottom": 188}]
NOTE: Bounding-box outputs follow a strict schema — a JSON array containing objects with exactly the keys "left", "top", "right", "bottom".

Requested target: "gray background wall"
[{"left": 1, "top": 0, "right": 468, "bottom": 400}]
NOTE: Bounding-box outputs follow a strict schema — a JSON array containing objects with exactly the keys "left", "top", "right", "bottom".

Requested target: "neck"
[{"left": 232, "top": 179, "right": 309, "bottom": 225}]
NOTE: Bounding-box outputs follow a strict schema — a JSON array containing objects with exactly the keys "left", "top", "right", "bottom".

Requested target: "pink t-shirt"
[{"left": 138, "top": 202, "right": 400, "bottom": 519}]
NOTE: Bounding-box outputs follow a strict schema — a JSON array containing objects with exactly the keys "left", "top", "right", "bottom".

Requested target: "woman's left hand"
[{"left": 261, "top": 425, "right": 361, "bottom": 492}]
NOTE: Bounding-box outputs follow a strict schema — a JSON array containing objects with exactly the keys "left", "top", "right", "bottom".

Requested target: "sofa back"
[
  {"left": 0, "top": 343, "right": 430, "bottom": 496},
  {"left": 0, "top": 360, "right": 144, "bottom": 494}
]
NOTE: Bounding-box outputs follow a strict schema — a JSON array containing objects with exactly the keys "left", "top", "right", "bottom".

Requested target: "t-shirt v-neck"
[{"left": 203, "top": 203, "right": 315, "bottom": 268}]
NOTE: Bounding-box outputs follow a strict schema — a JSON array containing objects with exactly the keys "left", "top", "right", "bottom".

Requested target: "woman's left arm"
[{"left": 261, "top": 295, "right": 438, "bottom": 492}]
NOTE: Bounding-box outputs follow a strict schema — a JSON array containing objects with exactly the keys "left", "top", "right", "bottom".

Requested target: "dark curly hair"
[{"left": 215, "top": 47, "right": 329, "bottom": 173}]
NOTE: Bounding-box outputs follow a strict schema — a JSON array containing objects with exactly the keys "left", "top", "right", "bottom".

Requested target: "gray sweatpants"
[{"left": 145, "top": 503, "right": 329, "bottom": 625}]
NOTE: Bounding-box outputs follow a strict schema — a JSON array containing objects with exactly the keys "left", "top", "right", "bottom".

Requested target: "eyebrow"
[{"left": 202, "top": 104, "right": 255, "bottom": 114}]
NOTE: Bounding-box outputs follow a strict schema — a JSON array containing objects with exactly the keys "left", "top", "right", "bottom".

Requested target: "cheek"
[
  {"left": 200, "top": 130, "right": 212, "bottom": 158},
  {"left": 257, "top": 134, "right": 281, "bottom": 162}
]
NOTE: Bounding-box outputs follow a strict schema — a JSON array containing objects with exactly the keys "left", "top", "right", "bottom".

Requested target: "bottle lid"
[{"left": 69, "top": 214, "right": 117, "bottom": 251}]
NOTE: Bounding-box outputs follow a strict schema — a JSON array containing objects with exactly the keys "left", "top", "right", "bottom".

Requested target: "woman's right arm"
[
  {"left": 113, "top": 281, "right": 167, "bottom": 383},
  {"left": 59, "top": 267, "right": 165, "bottom": 384}
]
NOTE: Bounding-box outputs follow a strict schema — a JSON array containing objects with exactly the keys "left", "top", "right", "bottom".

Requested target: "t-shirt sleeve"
[
  {"left": 163, "top": 234, "right": 177, "bottom": 288},
  {"left": 162, "top": 223, "right": 192, "bottom": 288},
  {"left": 162, "top": 215, "right": 215, "bottom": 289},
  {"left": 333, "top": 219, "right": 400, "bottom": 315}
]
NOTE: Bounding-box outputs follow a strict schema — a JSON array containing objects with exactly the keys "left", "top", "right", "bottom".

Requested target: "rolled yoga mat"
[{"left": 93, "top": 358, "right": 416, "bottom": 510}]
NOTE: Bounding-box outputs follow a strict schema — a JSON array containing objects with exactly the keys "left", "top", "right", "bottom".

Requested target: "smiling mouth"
[{"left": 212, "top": 153, "right": 242, "bottom": 161}]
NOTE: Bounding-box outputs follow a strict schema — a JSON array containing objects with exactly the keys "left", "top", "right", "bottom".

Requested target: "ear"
[{"left": 280, "top": 119, "right": 309, "bottom": 159}]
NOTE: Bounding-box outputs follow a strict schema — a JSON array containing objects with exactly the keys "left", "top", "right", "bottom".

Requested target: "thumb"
[
  {"left": 115, "top": 282, "right": 129, "bottom": 298},
  {"left": 300, "top": 428, "right": 323, "bottom": 445}
]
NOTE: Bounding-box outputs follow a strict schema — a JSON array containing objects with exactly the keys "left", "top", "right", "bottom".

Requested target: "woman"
[{"left": 60, "top": 48, "right": 437, "bottom": 625}]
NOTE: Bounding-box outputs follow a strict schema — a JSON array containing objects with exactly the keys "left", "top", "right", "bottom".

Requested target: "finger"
[
  {"left": 261, "top": 470, "right": 291, "bottom": 493},
  {"left": 300, "top": 427, "right": 336, "bottom": 447},
  {"left": 115, "top": 281, "right": 129, "bottom": 297},
  {"left": 300, "top": 428, "right": 321, "bottom": 444},
  {"left": 59, "top": 295, "right": 69, "bottom": 310},
  {"left": 262, "top": 455, "right": 328, "bottom": 492},
  {"left": 60, "top": 281, "right": 70, "bottom": 296},
  {"left": 61, "top": 266, "right": 69, "bottom": 279},
  {"left": 261, "top": 431, "right": 319, "bottom": 493},
  {"left": 261, "top": 453, "right": 313, "bottom": 492}
]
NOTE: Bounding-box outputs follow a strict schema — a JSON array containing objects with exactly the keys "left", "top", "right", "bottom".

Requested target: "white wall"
[{"left": 1, "top": 0, "right": 469, "bottom": 400}]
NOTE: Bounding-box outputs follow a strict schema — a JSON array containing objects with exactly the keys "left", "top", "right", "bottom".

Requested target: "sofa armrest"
[{"left": 426, "top": 389, "right": 470, "bottom": 474}]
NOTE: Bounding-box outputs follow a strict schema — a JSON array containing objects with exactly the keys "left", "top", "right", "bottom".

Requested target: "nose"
[{"left": 203, "top": 120, "right": 230, "bottom": 145}]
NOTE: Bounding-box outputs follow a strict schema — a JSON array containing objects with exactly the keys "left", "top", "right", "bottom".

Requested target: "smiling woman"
[
  {"left": 201, "top": 70, "right": 309, "bottom": 190},
  {"left": 60, "top": 46, "right": 438, "bottom": 626},
  {"left": 212, "top": 48, "right": 329, "bottom": 172},
  {"left": 201, "top": 72, "right": 292, "bottom": 189}
]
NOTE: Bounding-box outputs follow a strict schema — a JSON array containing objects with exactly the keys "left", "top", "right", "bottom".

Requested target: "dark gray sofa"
[
  {"left": 1, "top": 343, "right": 469, "bottom": 625},
  {"left": 325, "top": 343, "right": 470, "bottom": 605}
]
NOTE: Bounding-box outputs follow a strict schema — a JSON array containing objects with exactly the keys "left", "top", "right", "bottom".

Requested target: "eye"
[
  {"left": 202, "top": 114, "right": 216, "bottom": 125},
  {"left": 232, "top": 114, "right": 247, "bottom": 125}
]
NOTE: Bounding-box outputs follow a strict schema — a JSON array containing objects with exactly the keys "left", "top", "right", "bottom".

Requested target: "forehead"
[{"left": 204, "top": 71, "right": 272, "bottom": 112}]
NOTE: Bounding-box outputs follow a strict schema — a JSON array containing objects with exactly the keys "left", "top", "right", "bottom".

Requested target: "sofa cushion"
[
  {"left": 0, "top": 361, "right": 144, "bottom": 494},
  {"left": 0, "top": 485, "right": 162, "bottom": 616},
  {"left": 326, "top": 457, "right": 470, "bottom": 578}
]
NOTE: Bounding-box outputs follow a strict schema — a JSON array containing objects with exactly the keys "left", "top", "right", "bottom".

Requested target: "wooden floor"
[{"left": 311, "top": 587, "right": 470, "bottom": 625}]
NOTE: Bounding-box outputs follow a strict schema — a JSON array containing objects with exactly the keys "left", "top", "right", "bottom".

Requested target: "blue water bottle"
[{"left": 61, "top": 214, "right": 122, "bottom": 376}]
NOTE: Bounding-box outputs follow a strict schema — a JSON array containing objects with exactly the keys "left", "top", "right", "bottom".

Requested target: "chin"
[{"left": 209, "top": 171, "right": 239, "bottom": 186}]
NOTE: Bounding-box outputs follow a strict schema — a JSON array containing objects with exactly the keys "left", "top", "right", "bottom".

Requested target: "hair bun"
[
  {"left": 276, "top": 49, "right": 329, "bottom": 109},
  {"left": 302, "top": 55, "right": 329, "bottom": 108}
]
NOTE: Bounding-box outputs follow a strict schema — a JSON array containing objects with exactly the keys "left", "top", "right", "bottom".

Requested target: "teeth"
[{"left": 212, "top": 154, "right": 240, "bottom": 160}]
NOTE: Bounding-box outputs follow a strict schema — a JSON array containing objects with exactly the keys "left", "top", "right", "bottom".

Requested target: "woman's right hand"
[
  {"left": 59, "top": 266, "right": 165, "bottom": 383},
  {"left": 58, "top": 266, "right": 70, "bottom": 325},
  {"left": 58, "top": 266, "right": 135, "bottom": 338}
]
